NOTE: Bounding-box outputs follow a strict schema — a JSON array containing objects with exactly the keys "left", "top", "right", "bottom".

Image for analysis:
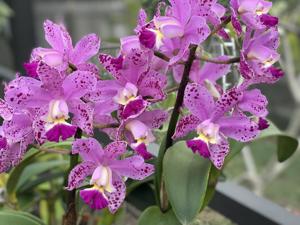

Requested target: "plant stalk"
[
  {"left": 62, "top": 128, "right": 82, "bottom": 225},
  {"left": 157, "top": 45, "right": 198, "bottom": 212}
]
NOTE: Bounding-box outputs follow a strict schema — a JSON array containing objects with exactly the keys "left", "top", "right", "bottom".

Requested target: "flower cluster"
[{"left": 0, "top": 0, "right": 282, "bottom": 213}]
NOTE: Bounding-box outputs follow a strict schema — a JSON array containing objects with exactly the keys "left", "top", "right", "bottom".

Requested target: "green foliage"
[
  {"left": 163, "top": 141, "right": 211, "bottom": 225},
  {"left": 6, "top": 149, "right": 40, "bottom": 201},
  {"left": 0, "top": 211, "right": 45, "bottom": 225},
  {"left": 138, "top": 206, "right": 181, "bottom": 225}
]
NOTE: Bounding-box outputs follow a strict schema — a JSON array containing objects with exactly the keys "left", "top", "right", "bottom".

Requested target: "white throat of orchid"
[
  {"left": 149, "top": 17, "right": 184, "bottom": 49},
  {"left": 113, "top": 83, "right": 138, "bottom": 106},
  {"left": 255, "top": 2, "right": 270, "bottom": 15},
  {"left": 34, "top": 48, "right": 64, "bottom": 67},
  {"left": 44, "top": 99, "right": 70, "bottom": 130},
  {"left": 196, "top": 120, "right": 222, "bottom": 145},
  {"left": 90, "top": 166, "right": 115, "bottom": 194},
  {"left": 247, "top": 50, "right": 278, "bottom": 69},
  {"left": 125, "top": 120, "right": 155, "bottom": 146}
]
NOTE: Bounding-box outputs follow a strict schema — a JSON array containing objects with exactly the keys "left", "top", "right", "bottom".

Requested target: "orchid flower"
[
  {"left": 97, "top": 47, "right": 167, "bottom": 121},
  {"left": 173, "top": 83, "right": 259, "bottom": 169},
  {"left": 27, "top": 20, "right": 100, "bottom": 75},
  {"left": 138, "top": 0, "right": 210, "bottom": 64},
  {"left": 0, "top": 100, "right": 34, "bottom": 172},
  {"left": 118, "top": 110, "right": 168, "bottom": 159},
  {"left": 67, "top": 138, "right": 154, "bottom": 212},
  {"left": 5, "top": 62, "right": 97, "bottom": 143},
  {"left": 230, "top": 0, "right": 278, "bottom": 35},
  {"left": 240, "top": 27, "right": 283, "bottom": 84}
]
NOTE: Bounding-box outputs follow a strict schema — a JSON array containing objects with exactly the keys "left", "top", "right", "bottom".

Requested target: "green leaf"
[
  {"left": 0, "top": 211, "right": 45, "bottom": 225},
  {"left": 6, "top": 149, "right": 41, "bottom": 198},
  {"left": 16, "top": 160, "right": 68, "bottom": 190},
  {"left": 225, "top": 122, "right": 298, "bottom": 164},
  {"left": 163, "top": 141, "right": 211, "bottom": 225},
  {"left": 276, "top": 135, "right": 298, "bottom": 162},
  {"left": 138, "top": 206, "right": 181, "bottom": 225}
]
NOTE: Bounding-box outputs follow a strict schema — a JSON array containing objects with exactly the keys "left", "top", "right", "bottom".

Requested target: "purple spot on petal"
[
  {"left": 0, "top": 137, "right": 7, "bottom": 149},
  {"left": 80, "top": 189, "right": 109, "bottom": 210},
  {"left": 186, "top": 139, "right": 210, "bottom": 158}
]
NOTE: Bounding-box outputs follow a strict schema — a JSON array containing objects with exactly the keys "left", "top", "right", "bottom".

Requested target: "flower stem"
[
  {"left": 156, "top": 45, "right": 198, "bottom": 212},
  {"left": 62, "top": 128, "right": 82, "bottom": 225}
]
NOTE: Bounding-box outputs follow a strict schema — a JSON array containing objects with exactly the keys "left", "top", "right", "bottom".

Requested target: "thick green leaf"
[
  {"left": 0, "top": 211, "right": 45, "bottom": 225},
  {"left": 16, "top": 160, "right": 68, "bottom": 190},
  {"left": 276, "top": 135, "right": 298, "bottom": 162},
  {"left": 163, "top": 141, "right": 211, "bottom": 225},
  {"left": 6, "top": 149, "right": 41, "bottom": 198},
  {"left": 138, "top": 206, "right": 181, "bottom": 225}
]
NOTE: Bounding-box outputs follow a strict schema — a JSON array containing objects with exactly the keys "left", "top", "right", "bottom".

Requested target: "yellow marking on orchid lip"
[
  {"left": 256, "top": 9, "right": 264, "bottom": 15},
  {"left": 198, "top": 133, "right": 218, "bottom": 145}
]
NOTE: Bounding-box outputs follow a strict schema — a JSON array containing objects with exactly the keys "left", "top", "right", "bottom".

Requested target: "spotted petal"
[
  {"left": 218, "top": 115, "right": 259, "bottom": 142},
  {"left": 66, "top": 161, "right": 96, "bottom": 190},
  {"left": 173, "top": 114, "right": 201, "bottom": 139},
  {"left": 209, "top": 138, "right": 229, "bottom": 169},
  {"left": 104, "top": 141, "right": 127, "bottom": 158},
  {"left": 107, "top": 175, "right": 126, "bottom": 213},
  {"left": 43, "top": 20, "right": 72, "bottom": 52},
  {"left": 109, "top": 155, "right": 154, "bottom": 180},
  {"left": 72, "top": 138, "right": 103, "bottom": 163},
  {"left": 184, "top": 83, "right": 215, "bottom": 120},
  {"left": 70, "top": 34, "right": 101, "bottom": 64},
  {"left": 62, "top": 71, "right": 97, "bottom": 100}
]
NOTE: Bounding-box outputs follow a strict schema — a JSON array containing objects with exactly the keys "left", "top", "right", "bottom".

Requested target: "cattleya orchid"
[
  {"left": 26, "top": 20, "right": 100, "bottom": 75},
  {"left": 173, "top": 83, "right": 260, "bottom": 169},
  {"left": 230, "top": 0, "right": 277, "bottom": 35},
  {"left": 67, "top": 138, "right": 154, "bottom": 212},
  {"left": 5, "top": 62, "right": 97, "bottom": 143},
  {"left": 0, "top": 0, "right": 285, "bottom": 220},
  {"left": 138, "top": 1, "right": 211, "bottom": 64}
]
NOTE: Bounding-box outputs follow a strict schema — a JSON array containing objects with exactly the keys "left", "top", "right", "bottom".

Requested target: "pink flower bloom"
[
  {"left": 230, "top": 0, "right": 277, "bottom": 35},
  {"left": 97, "top": 47, "right": 167, "bottom": 121},
  {"left": 5, "top": 62, "right": 97, "bottom": 143},
  {"left": 173, "top": 83, "right": 260, "bottom": 169},
  {"left": 117, "top": 110, "right": 168, "bottom": 159},
  {"left": 137, "top": 0, "right": 210, "bottom": 64},
  {"left": 67, "top": 138, "right": 154, "bottom": 212},
  {"left": 31, "top": 20, "right": 100, "bottom": 74},
  {"left": 0, "top": 100, "right": 34, "bottom": 172},
  {"left": 240, "top": 27, "right": 283, "bottom": 84}
]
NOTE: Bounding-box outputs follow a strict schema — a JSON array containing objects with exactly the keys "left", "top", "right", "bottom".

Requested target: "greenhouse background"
[{"left": 0, "top": 0, "right": 300, "bottom": 224}]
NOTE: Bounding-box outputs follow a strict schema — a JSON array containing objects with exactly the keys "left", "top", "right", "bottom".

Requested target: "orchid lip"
[
  {"left": 196, "top": 120, "right": 222, "bottom": 145},
  {"left": 113, "top": 83, "right": 138, "bottom": 105},
  {"left": 91, "top": 166, "right": 115, "bottom": 194}
]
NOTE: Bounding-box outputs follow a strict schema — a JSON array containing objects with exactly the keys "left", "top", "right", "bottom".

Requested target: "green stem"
[{"left": 62, "top": 128, "right": 82, "bottom": 225}]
